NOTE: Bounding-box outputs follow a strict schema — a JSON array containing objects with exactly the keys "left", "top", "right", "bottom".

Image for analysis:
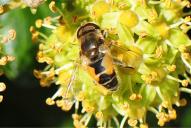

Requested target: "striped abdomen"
[{"left": 87, "top": 53, "right": 118, "bottom": 91}]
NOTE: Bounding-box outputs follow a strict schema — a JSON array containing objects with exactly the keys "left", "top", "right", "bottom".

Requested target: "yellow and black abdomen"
[{"left": 88, "top": 53, "right": 118, "bottom": 91}]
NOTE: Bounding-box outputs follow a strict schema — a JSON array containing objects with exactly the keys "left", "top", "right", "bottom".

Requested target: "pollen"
[
  {"left": 46, "top": 97, "right": 55, "bottom": 105},
  {"left": 179, "top": 45, "right": 187, "bottom": 53},
  {"left": 148, "top": 8, "right": 158, "bottom": 24},
  {"left": 73, "top": 120, "right": 86, "bottom": 128},
  {"left": 128, "top": 118, "right": 138, "bottom": 127},
  {"left": 35, "top": 19, "right": 43, "bottom": 28},
  {"left": 155, "top": 46, "right": 163, "bottom": 58},
  {"left": 142, "top": 71, "right": 159, "bottom": 85},
  {"left": 139, "top": 31, "right": 148, "bottom": 38},
  {"left": 140, "top": 124, "right": 148, "bottom": 128},
  {"left": 72, "top": 114, "right": 81, "bottom": 121},
  {"left": 49, "top": 1, "right": 57, "bottom": 13},
  {"left": 43, "top": 16, "right": 52, "bottom": 25},
  {"left": 0, "top": 82, "right": 6, "bottom": 92},
  {"left": 0, "top": 56, "right": 8, "bottom": 66},
  {"left": 8, "top": 29, "right": 16, "bottom": 40},
  {"left": 168, "top": 109, "right": 177, "bottom": 120},
  {"left": 83, "top": 102, "right": 95, "bottom": 113},
  {"left": 95, "top": 112, "right": 103, "bottom": 119},
  {"left": 179, "top": 98, "right": 187, "bottom": 106},
  {"left": 7, "top": 55, "right": 15, "bottom": 61},
  {"left": 129, "top": 93, "right": 137, "bottom": 100},
  {"left": 0, "top": 95, "right": 3, "bottom": 103},
  {"left": 182, "top": 53, "right": 191, "bottom": 60},
  {"left": 0, "top": 5, "right": 4, "bottom": 14},
  {"left": 156, "top": 112, "right": 170, "bottom": 126},
  {"left": 167, "top": 65, "right": 176, "bottom": 72},
  {"left": 129, "top": 93, "right": 142, "bottom": 100},
  {"left": 56, "top": 99, "right": 64, "bottom": 107},
  {"left": 181, "top": 80, "right": 189, "bottom": 87},
  {"left": 61, "top": 100, "right": 73, "bottom": 111},
  {"left": 76, "top": 91, "right": 86, "bottom": 101}
]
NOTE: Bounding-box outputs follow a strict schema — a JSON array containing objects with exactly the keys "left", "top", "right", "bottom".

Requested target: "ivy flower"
[
  {"left": 0, "top": 28, "right": 16, "bottom": 102},
  {"left": 34, "top": 0, "right": 191, "bottom": 127}
]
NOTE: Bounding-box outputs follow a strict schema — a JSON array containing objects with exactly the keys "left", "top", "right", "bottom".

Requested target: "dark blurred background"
[{"left": 0, "top": 3, "right": 191, "bottom": 127}]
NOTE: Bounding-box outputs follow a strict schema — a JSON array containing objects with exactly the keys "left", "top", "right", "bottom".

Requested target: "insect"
[{"left": 77, "top": 23, "right": 118, "bottom": 91}]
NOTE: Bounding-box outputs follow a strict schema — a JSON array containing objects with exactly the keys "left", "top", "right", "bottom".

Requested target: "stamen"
[
  {"left": 96, "top": 112, "right": 103, "bottom": 119},
  {"left": 166, "top": 65, "right": 176, "bottom": 72},
  {"left": 39, "top": 32, "right": 48, "bottom": 40},
  {"left": 168, "top": 109, "right": 176, "bottom": 119},
  {"left": 0, "top": 95, "right": 3, "bottom": 103},
  {"left": 84, "top": 114, "right": 92, "bottom": 126},
  {"left": 155, "top": 87, "right": 165, "bottom": 101},
  {"left": 8, "top": 29, "right": 16, "bottom": 40},
  {"left": 177, "top": 98, "right": 187, "bottom": 106},
  {"left": 42, "top": 24, "right": 57, "bottom": 30},
  {"left": 155, "top": 46, "right": 163, "bottom": 58},
  {"left": 164, "top": 39, "right": 175, "bottom": 48},
  {"left": 181, "top": 55, "right": 191, "bottom": 71},
  {"left": 112, "top": 116, "right": 120, "bottom": 127},
  {"left": 120, "top": 115, "right": 128, "bottom": 128},
  {"left": 49, "top": 1, "right": 57, "bottom": 13},
  {"left": 75, "top": 100, "right": 79, "bottom": 113},
  {"left": 167, "top": 75, "right": 182, "bottom": 83},
  {"left": 148, "top": 107, "right": 159, "bottom": 114},
  {"left": 72, "top": 113, "right": 81, "bottom": 121},
  {"left": 180, "top": 87, "right": 191, "bottom": 94},
  {"left": 52, "top": 87, "right": 63, "bottom": 100},
  {"left": 46, "top": 97, "right": 55, "bottom": 105},
  {"left": 0, "top": 82, "right": 6, "bottom": 92},
  {"left": 181, "top": 79, "right": 189, "bottom": 87},
  {"left": 35, "top": 19, "right": 43, "bottom": 28},
  {"left": 128, "top": 118, "right": 138, "bottom": 127},
  {"left": 169, "top": 19, "right": 184, "bottom": 29},
  {"left": 61, "top": 100, "right": 74, "bottom": 111}
]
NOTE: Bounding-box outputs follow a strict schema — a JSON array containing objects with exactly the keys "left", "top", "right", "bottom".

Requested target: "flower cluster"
[
  {"left": 34, "top": 0, "right": 191, "bottom": 127},
  {"left": 0, "top": 28, "right": 16, "bottom": 102},
  {"left": 0, "top": 0, "right": 44, "bottom": 15}
]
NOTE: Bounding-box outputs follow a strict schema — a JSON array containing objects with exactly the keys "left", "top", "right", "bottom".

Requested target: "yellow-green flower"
[
  {"left": 34, "top": 0, "right": 191, "bottom": 127},
  {"left": 0, "top": 28, "right": 16, "bottom": 103}
]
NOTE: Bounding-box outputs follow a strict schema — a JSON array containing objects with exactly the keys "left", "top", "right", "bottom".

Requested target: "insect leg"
[
  {"left": 64, "top": 60, "right": 79, "bottom": 100},
  {"left": 113, "top": 57, "right": 134, "bottom": 69}
]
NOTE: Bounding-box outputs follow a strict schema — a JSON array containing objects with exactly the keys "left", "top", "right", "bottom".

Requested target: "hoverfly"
[
  {"left": 76, "top": 23, "right": 134, "bottom": 91},
  {"left": 77, "top": 23, "right": 118, "bottom": 91}
]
